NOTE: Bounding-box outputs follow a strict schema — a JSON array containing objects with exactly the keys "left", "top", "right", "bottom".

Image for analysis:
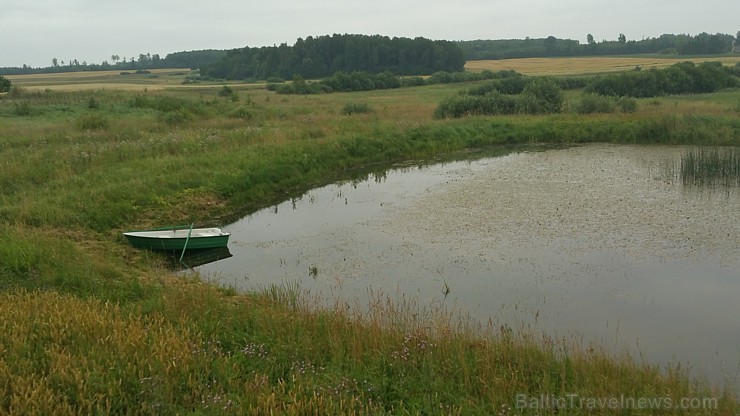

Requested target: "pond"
[{"left": 193, "top": 144, "right": 739, "bottom": 391}]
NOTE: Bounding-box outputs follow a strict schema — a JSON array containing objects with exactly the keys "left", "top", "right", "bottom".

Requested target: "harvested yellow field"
[
  {"left": 5, "top": 68, "right": 196, "bottom": 91},
  {"left": 465, "top": 56, "right": 740, "bottom": 76}
]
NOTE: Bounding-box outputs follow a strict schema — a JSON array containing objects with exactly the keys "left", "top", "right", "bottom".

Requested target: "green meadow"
[{"left": 1, "top": 64, "right": 739, "bottom": 414}]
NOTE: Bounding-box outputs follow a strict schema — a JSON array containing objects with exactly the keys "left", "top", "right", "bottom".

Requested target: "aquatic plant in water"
[{"left": 678, "top": 147, "right": 740, "bottom": 188}]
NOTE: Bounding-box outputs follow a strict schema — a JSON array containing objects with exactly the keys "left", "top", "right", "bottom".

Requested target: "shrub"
[
  {"left": 585, "top": 61, "right": 738, "bottom": 98},
  {"left": 130, "top": 94, "right": 208, "bottom": 117},
  {"left": 274, "top": 79, "right": 332, "bottom": 95},
  {"left": 519, "top": 78, "right": 563, "bottom": 114},
  {"left": 467, "top": 77, "right": 526, "bottom": 96},
  {"left": 342, "top": 102, "right": 372, "bottom": 115},
  {"left": 573, "top": 93, "right": 616, "bottom": 114},
  {"left": 78, "top": 114, "right": 109, "bottom": 130},
  {"left": 0, "top": 75, "right": 10, "bottom": 93},
  {"left": 556, "top": 76, "right": 589, "bottom": 90},
  {"left": 400, "top": 77, "right": 425, "bottom": 88},
  {"left": 435, "top": 77, "right": 563, "bottom": 118},
  {"left": 434, "top": 92, "right": 517, "bottom": 119},
  {"left": 617, "top": 97, "right": 638, "bottom": 113},
  {"left": 14, "top": 102, "right": 31, "bottom": 116},
  {"left": 229, "top": 107, "right": 254, "bottom": 119},
  {"left": 87, "top": 96, "right": 100, "bottom": 109},
  {"left": 158, "top": 110, "right": 190, "bottom": 125},
  {"left": 218, "top": 85, "right": 234, "bottom": 97}
]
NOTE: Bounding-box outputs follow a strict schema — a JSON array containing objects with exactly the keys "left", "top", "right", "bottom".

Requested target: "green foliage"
[
  {"left": 573, "top": 94, "right": 638, "bottom": 114},
  {"left": 87, "top": 96, "right": 100, "bottom": 109},
  {"left": 273, "top": 80, "right": 332, "bottom": 95},
  {"left": 321, "top": 71, "right": 401, "bottom": 92},
  {"left": 158, "top": 109, "right": 191, "bottom": 125},
  {"left": 400, "top": 76, "right": 425, "bottom": 87},
  {"left": 555, "top": 76, "right": 590, "bottom": 90},
  {"left": 78, "top": 114, "right": 110, "bottom": 130},
  {"left": 1, "top": 84, "right": 738, "bottom": 415},
  {"left": 201, "top": 34, "right": 465, "bottom": 80},
  {"left": 0, "top": 227, "right": 145, "bottom": 301},
  {"left": 585, "top": 61, "right": 739, "bottom": 97},
  {"left": 459, "top": 32, "right": 738, "bottom": 60},
  {"left": 161, "top": 49, "right": 227, "bottom": 70},
  {"left": 467, "top": 76, "right": 526, "bottom": 96},
  {"left": 341, "top": 102, "right": 372, "bottom": 115},
  {"left": 0, "top": 75, "right": 10, "bottom": 93},
  {"left": 14, "top": 102, "right": 31, "bottom": 116},
  {"left": 218, "top": 85, "right": 234, "bottom": 97},
  {"left": 129, "top": 93, "right": 208, "bottom": 122},
  {"left": 435, "top": 77, "right": 563, "bottom": 118},
  {"left": 677, "top": 147, "right": 740, "bottom": 187},
  {"left": 274, "top": 69, "right": 525, "bottom": 96},
  {"left": 573, "top": 93, "right": 616, "bottom": 114},
  {"left": 434, "top": 92, "right": 517, "bottom": 118},
  {"left": 617, "top": 96, "right": 638, "bottom": 113},
  {"left": 519, "top": 78, "right": 564, "bottom": 113},
  {"left": 228, "top": 107, "right": 254, "bottom": 119}
]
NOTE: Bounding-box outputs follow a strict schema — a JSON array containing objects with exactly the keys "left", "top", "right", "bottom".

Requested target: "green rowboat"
[{"left": 123, "top": 226, "right": 230, "bottom": 251}]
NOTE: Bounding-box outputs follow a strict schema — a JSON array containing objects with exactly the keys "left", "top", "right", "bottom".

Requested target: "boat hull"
[{"left": 123, "top": 228, "right": 230, "bottom": 251}]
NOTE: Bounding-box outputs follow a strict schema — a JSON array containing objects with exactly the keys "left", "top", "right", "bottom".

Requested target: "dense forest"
[{"left": 199, "top": 34, "right": 465, "bottom": 80}]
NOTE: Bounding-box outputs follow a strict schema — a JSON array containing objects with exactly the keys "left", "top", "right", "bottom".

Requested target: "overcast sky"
[{"left": 1, "top": 0, "right": 737, "bottom": 68}]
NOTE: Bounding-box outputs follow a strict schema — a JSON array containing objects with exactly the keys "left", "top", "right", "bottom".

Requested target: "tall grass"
[{"left": 1, "top": 285, "right": 735, "bottom": 415}]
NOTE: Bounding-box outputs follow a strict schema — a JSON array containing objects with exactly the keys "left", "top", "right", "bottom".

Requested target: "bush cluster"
[
  {"left": 129, "top": 94, "right": 208, "bottom": 122},
  {"left": 270, "top": 69, "right": 523, "bottom": 95},
  {"left": 77, "top": 114, "right": 110, "bottom": 130},
  {"left": 341, "top": 102, "right": 372, "bottom": 115},
  {"left": 0, "top": 75, "right": 11, "bottom": 93},
  {"left": 573, "top": 93, "right": 638, "bottom": 114},
  {"left": 434, "top": 78, "right": 564, "bottom": 118},
  {"left": 585, "top": 61, "right": 738, "bottom": 97},
  {"left": 434, "top": 61, "right": 740, "bottom": 118}
]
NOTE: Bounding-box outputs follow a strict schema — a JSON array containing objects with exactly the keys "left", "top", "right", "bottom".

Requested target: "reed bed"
[{"left": 678, "top": 147, "right": 740, "bottom": 187}]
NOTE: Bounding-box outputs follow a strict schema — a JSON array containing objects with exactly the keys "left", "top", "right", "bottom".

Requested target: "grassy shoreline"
[{"left": 1, "top": 71, "right": 739, "bottom": 414}]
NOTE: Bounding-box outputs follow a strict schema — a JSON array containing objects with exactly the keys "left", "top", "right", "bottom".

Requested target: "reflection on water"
[
  {"left": 168, "top": 247, "right": 233, "bottom": 269},
  {"left": 194, "top": 144, "right": 739, "bottom": 392}
]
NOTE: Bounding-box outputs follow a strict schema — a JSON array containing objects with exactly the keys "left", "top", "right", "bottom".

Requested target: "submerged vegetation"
[{"left": 1, "top": 59, "right": 739, "bottom": 414}]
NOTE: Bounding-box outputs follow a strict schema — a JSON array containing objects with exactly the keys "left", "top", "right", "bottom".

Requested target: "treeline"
[
  {"left": 434, "top": 61, "right": 739, "bottom": 118},
  {"left": 199, "top": 34, "right": 465, "bottom": 80},
  {"left": 3, "top": 31, "right": 737, "bottom": 78},
  {"left": 0, "top": 50, "right": 226, "bottom": 76},
  {"left": 460, "top": 32, "right": 740, "bottom": 60}
]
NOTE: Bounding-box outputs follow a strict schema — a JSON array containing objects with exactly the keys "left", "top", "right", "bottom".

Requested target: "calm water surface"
[{"left": 195, "top": 145, "right": 739, "bottom": 391}]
